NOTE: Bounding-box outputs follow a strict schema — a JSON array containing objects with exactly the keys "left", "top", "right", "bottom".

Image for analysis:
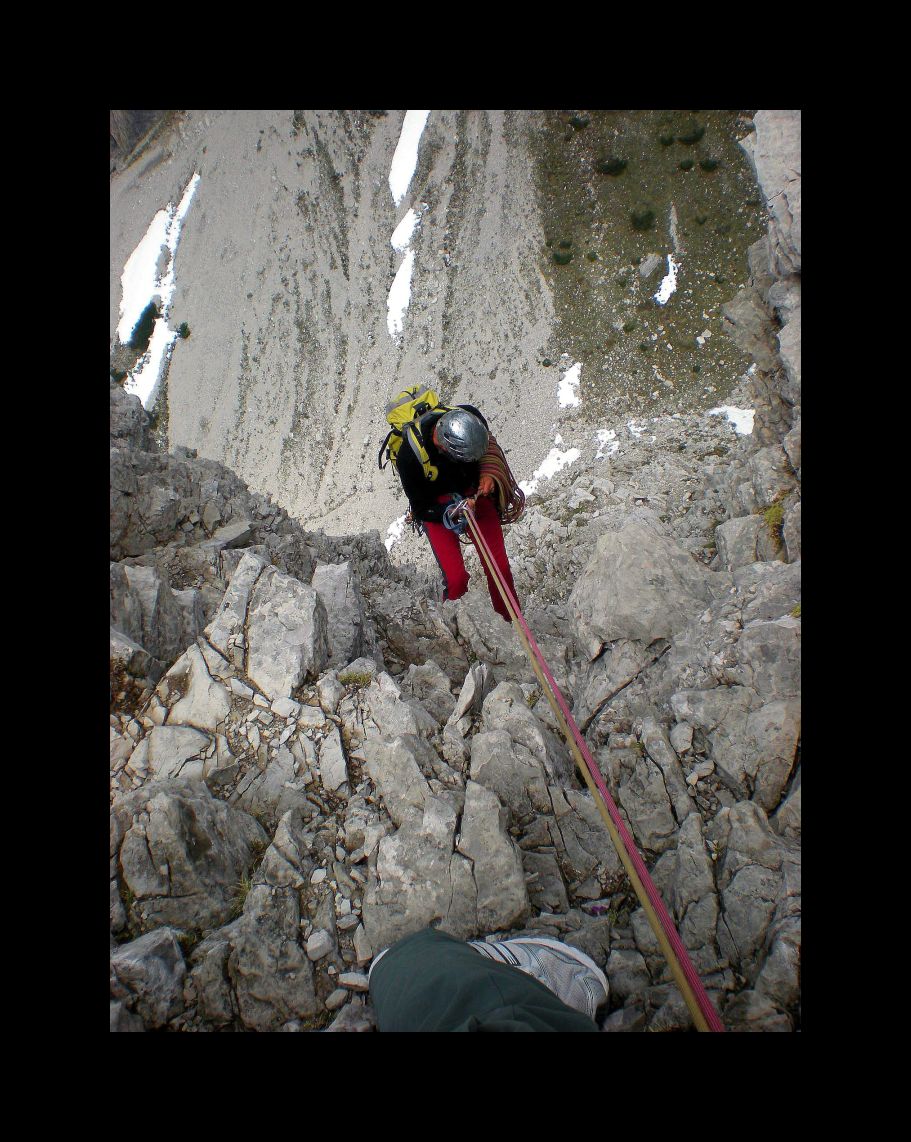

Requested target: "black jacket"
[{"left": 396, "top": 404, "right": 488, "bottom": 522}]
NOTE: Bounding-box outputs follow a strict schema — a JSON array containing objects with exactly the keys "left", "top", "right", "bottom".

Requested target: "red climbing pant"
[{"left": 422, "top": 494, "right": 519, "bottom": 622}]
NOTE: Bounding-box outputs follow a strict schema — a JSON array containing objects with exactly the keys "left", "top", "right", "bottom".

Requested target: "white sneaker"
[{"left": 469, "top": 936, "right": 609, "bottom": 1020}]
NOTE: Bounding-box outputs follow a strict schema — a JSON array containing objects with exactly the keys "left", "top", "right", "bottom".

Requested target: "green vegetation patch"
[
  {"left": 630, "top": 207, "right": 655, "bottom": 231},
  {"left": 596, "top": 156, "right": 628, "bottom": 175},
  {"left": 678, "top": 122, "right": 705, "bottom": 144},
  {"left": 338, "top": 670, "right": 374, "bottom": 687},
  {"left": 762, "top": 499, "right": 786, "bottom": 547}
]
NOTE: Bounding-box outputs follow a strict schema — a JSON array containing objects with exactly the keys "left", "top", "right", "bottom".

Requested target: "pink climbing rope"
[{"left": 463, "top": 502, "right": 725, "bottom": 1033}]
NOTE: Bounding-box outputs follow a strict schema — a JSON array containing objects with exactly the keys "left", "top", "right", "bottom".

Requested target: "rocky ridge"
[{"left": 110, "top": 110, "right": 800, "bottom": 1033}]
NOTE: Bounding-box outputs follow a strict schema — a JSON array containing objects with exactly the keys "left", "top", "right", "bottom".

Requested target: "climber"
[
  {"left": 367, "top": 926, "right": 608, "bottom": 1032},
  {"left": 394, "top": 404, "right": 523, "bottom": 622}
]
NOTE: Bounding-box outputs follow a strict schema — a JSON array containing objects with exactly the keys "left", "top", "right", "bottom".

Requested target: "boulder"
[
  {"left": 311, "top": 560, "right": 366, "bottom": 666},
  {"left": 570, "top": 517, "right": 717, "bottom": 652},
  {"left": 112, "top": 779, "right": 268, "bottom": 934},
  {"left": 232, "top": 742, "right": 316, "bottom": 826},
  {"left": 362, "top": 672, "right": 439, "bottom": 741},
  {"left": 110, "top": 927, "right": 187, "bottom": 1029},
  {"left": 164, "top": 643, "right": 232, "bottom": 733},
  {"left": 455, "top": 781, "right": 530, "bottom": 932},
  {"left": 362, "top": 736, "right": 431, "bottom": 827},
  {"left": 245, "top": 565, "right": 329, "bottom": 699},
  {"left": 469, "top": 729, "right": 551, "bottom": 820}
]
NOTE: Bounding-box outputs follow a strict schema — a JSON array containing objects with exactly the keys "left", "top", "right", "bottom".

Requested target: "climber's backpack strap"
[{"left": 377, "top": 386, "right": 451, "bottom": 482}]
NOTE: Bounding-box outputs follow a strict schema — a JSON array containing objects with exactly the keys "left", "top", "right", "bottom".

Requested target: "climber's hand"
[{"left": 478, "top": 475, "right": 495, "bottom": 497}]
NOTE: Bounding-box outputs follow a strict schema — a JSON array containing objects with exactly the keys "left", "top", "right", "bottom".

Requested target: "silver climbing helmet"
[{"left": 435, "top": 408, "right": 489, "bottom": 462}]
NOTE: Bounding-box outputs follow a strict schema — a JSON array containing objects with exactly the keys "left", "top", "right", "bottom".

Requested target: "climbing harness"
[{"left": 459, "top": 500, "right": 726, "bottom": 1033}]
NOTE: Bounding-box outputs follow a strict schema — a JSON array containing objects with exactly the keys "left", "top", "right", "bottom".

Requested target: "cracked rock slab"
[
  {"left": 113, "top": 779, "right": 268, "bottom": 934},
  {"left": 569, "top": 517, "right": 718, "bottom": 650}
]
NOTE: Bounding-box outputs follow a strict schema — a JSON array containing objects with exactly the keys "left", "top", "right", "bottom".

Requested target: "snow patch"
[
  {"left": 558, "top": 362, "right": 582, "bottom": 408},
  {"left": 117, "top": 171, "right": 201, "bottom": 409},
  {"left": 520, "top": 446, "right": 581, "bottom": 496},
  {"left": 654, "top": 254, "right": 680, "bottom": 305},
  {"left": 708, "top": 405, "right": 755, "bottom": 435},
  {"left": 385, "top": 514, "right": 408, "bottom": 551},
  {"left": 391, "top": 208, "right": 421, "bottom": 253},
  {"left": 389, "top": 111, "right": 431, "bottom": 205},
  {"left": 595, "top": 429, "right": 619, "bottom": 459},
  {"left": 387, "top": 249, "right": 415, "bottom": 338}
]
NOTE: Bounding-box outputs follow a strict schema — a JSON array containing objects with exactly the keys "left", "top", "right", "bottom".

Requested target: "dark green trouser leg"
[{"left": 368, "top": 927, "right": 598, "bottom": 1032}]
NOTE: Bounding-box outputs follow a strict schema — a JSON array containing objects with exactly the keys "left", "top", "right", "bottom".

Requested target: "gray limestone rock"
[
  {"left": 670, "top": 686, "right": 758, "bottom": 800},
  {"left": 456, "top": 781, "right": 530, "bottom": 933},
  {"left": 448, "top": 662, "right": 494, "bottom": 725},
  {"left": 258, "top": 807, "right": 316, "bottom": 890},
  {"left": 641, "top": 717, "right": 696, "bottom": 825},
  {"left": 668, "top": 813, "right": 720, "bottom": 974},
  {"left": 601, "top": 1006, "right": 647, "bottom": 1032},
  {"left": 113, "top": 779, "right": 268, "bottom": 934},
  {"left": 317, "top": 673, "right": 345, "bottom": 713},
  {"left": 740, "top": 110, "right": 800, "bottom": 277},
  {"left": 615, "top": 751, "right": 678, "bottom": 856},
  {"left": 362, "top": 671, "right": 439, "bottom": 741},
  {"left": 205, "top": 550, "right": 268, "bottom": 663},
  {"left": 233, "top": 742, "right": 315, "bottom": 826},
  {"left": 164, "top": 643, "right": 232, "bottom": 733},
  {"left": 120, "top": 563, "right": 195, "bottom": 666},
  {"left": 110, "top": 380, "right": 150, "bottom": 450},
  {"left": 362, "top": 736, "right": 431, "bottom": 827},
  {"left": 481, "top": 681, "right": 573, "bottom": 785},
  {"left": 400, "top": 659, "right": 457, "bottom": 725},
  {"left": 783, "top": 501, "right": 801, "bottom": 563},
  {"left": 522, "top": 851, "right": 569, "bottom": 913},
  {"left": 606, "top": 949, "right": 650, "bottom": 1004},
  {"left": 324, "top": 1000, "right": 377, "bottom": 1032},
  {"left": 714, "top": 514, "right": 767, "bottom": 571},
  {"left": 140, "top": 725, "right": 213, "bottom": 782},
  {"left": 725, "top": 616, "right": 801, "bottom": 700},
  {"left": 570, "top": 517, "right": 717, "bottom": 651},
  {"left": 770, "top": 770, "right": 800, "bottom": 839},
  {"left": 734, "top": 560, "right": 801, "bottom": 625},
  {"left": 708, "top": 801, "right": 799, "bottom": 987},
  {"left": 110, "top": 927, "right": 187, "bottom": 1029},
  {"left": 722, "top": 988, "right": 793, "bottom": 1032},
  {"left": 573, "top": 639, "right": 668, "bottom": 730},
  {"left": 746, "top": 446, "right": 797, "bottom": 511},
  {"left": 318, "top": 725, "right": 349, "bottom": 793},
  {"left": 362, "top": 794, "right": 471, "bottom": 952},
  {"left": 548, "top": 785, "right": 624, "bottom": 883},
  {"left": 110, "top": 1000, "right": 146, "bottom": 1032},
  {"left": 746, "top": 699, "right": 800, "bottom": 812},
  {"left": 307, "top": 930, "right": 334, "bottom": 961},
  {"left": 311, "top": 560, "right": 366, "bottom": 667},
  {"left": 228, "top": 883, "right": 320, "bottom": 1031},
  {"left": 669, "top": 721, "right": 693, "bottom": 755},
  {"left": 245, "top": 563, "right": 330, "bottom": 699},
  {"left": 470, "top": 729, "right": 551, "bottom": 821},
  {"left": 110, "top": 627, "right": 164, "bottom": 687}
]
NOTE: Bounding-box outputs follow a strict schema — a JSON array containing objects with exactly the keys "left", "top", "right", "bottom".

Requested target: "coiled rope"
[{"left": 461, "top": 501, "right": 725, "bottom": 1033}]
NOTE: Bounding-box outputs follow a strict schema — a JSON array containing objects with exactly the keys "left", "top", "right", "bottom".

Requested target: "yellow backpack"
[{"left": 377, "top": 387, "right": 452, "bottom": 482}]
